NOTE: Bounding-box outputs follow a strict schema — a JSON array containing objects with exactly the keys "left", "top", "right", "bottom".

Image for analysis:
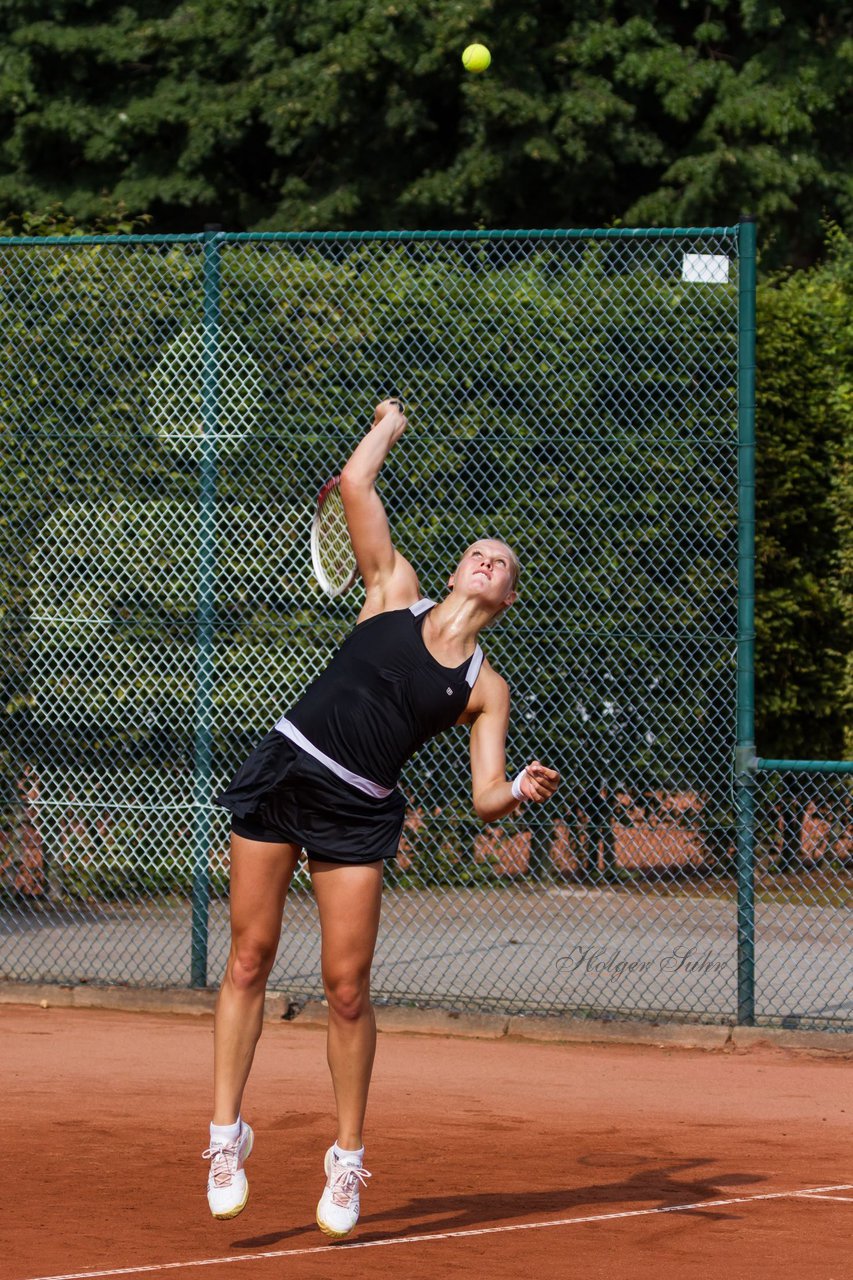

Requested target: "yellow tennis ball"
[{"left": 462, "top": 44, "right": 491, "bottom": 73}]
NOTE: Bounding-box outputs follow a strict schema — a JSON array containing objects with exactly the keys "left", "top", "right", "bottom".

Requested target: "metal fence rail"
[{"left": 1, "top": 225, "right": 849, "bottom": 1029}]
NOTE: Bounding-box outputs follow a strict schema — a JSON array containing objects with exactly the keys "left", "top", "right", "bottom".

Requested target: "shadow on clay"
[{"left": 229, "top": 1158, "right": 766, "bottom": 1250}]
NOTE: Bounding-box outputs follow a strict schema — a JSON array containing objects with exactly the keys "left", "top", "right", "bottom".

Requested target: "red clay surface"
[{"left": 6, "top": 1004, "right": 851, "bottom": 1280}]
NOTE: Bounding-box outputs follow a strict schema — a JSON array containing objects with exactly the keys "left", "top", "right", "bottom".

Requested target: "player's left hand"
[
  {"left": 372, "top": 398, "right": 405, "bottom": 425},
  {"left": 519, "top": 761, "right": 560, "bottom": 803}
]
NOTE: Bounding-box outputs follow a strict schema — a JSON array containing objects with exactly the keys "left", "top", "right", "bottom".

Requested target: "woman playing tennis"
[{"left": 205, "top": 400, "right": 560, "bottom": 1237}]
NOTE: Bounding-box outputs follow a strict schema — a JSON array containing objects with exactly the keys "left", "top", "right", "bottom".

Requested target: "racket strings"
[{"left": 315, "top": 484, "right": 356, "bottom": 594}]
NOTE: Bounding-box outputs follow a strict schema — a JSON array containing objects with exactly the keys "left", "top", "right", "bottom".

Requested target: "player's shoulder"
[
  {"left": 357, "top": 555, "right": 422, "bottom": 622},
  {"left": 472, "top": 656, "right": 510, "bottom": 710}
]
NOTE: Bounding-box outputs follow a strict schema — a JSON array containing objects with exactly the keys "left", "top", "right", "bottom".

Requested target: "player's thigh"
[
  {"left": 310, "top": 859, "right": 384, "bottom": 978},
  {"left": 228, "top": 832, "right": 300, "bottom": 947}
]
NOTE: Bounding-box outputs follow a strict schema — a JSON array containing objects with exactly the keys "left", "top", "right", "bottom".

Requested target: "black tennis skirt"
[{"left": 214, "top": 729, "right": 407, "bottom": 865}]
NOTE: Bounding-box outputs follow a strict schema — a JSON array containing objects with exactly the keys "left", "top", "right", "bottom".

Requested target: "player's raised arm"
[{"left": 339, "top": 400, "right": 420, "bottom": 614}]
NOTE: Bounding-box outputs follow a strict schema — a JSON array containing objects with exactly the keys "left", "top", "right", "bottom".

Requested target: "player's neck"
[{"left": 430, "top": 593, "right": 494, "bottom": 644}]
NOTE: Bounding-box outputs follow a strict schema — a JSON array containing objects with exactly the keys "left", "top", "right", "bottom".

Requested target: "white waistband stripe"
[{"left": 274, "top": 717, "right": 394, "bottom": 799}]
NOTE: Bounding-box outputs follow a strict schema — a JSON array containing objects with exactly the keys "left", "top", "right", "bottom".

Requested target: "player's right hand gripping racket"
[{"left": 310, "top": 399, "right": 404, "bottom": 598}]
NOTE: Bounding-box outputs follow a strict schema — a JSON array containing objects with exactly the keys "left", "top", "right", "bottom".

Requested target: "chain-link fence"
[
  {"left": 1, "top": 226, "right": 849, "bottom": 1029},
  {"left": 746, "top": 763, "right": 852, "bottom": 1027}
]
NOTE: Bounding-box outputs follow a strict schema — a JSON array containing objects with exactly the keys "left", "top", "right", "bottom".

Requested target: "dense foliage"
[
  {"left": 754, "top": 227, "right": 852, "bottom": 758},
  {"left": 0, "top": 1, "right": 850, "bottom": 265}
]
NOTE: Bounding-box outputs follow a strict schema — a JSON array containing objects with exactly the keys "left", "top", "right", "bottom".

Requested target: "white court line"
[
  {"left": 24, "top": 1183, "right": 853, "bottom": 1280},
  {"left": 796, "top": 1193, "right": 853, "bottom": 1203}
]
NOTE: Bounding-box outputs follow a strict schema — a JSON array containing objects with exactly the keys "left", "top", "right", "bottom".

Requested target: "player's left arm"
[
  {"left": 467, "top": 665, "right": 560, "bottom": 823},
  {"left": 340, "top": 400, "right": 420, "bottom": 619}
]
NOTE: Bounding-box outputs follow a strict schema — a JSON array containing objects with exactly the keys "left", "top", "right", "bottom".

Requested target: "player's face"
[{"left": 449, "top": 541, "right": 518, "bottom": 611}]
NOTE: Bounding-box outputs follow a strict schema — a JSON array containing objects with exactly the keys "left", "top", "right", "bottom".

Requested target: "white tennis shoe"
[
  {"left": 316, "top": 1146, "right": 372, "bottom": 1239},
  {"left": 203, "top": 1121, "right": 254, "bottom": 1219}
]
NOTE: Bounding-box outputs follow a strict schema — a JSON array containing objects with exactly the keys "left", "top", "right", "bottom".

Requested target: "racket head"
[{"left": 310, "top": 474, "right": 358, "bottom": 597}]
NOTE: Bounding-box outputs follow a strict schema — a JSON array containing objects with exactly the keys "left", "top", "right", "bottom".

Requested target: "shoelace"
[
  {"left": 330, "top": 1162, "right": 372, "bottom": 1207},
  {"left": 202, "top": 1141, "right": 240, "bottom": 1188}
]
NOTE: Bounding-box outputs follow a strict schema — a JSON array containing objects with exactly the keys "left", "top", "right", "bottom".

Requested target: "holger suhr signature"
[{"left": 556, "top": 944, "right": 727, "bottom": 978}]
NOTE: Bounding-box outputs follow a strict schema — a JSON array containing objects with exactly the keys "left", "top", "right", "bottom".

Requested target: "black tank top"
[{"left": 282, "top": 600, "right": 484, "bottom": 791}]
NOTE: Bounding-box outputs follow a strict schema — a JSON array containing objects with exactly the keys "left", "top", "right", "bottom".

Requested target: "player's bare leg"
[
  {"left": 214, "top": 833, "right": 299, "bottom": 1121},
  {"left": 205, "top": 833, "right": 299, "bottom": 1219},
  {"left": 311, "top": 858, "right": 383, "bottom": 1237}
]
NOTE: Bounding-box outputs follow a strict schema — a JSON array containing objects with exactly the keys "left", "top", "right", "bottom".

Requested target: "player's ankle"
[
  {"left": 210, "top": 1117, "right": 242, "bottom": 1143},
  {"left": 333, "top": 1140, "right": 365, "bottom": 1163}
]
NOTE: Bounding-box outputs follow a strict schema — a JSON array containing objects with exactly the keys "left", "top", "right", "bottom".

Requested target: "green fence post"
[
  {"left": 191, "top": 226, "right": 222, "bottom": 988},
  {"left": 735, "top": 215, "right": 757, "bottom": 1025}
]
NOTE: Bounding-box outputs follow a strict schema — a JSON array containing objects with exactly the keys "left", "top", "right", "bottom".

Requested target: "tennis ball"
[{"left": 462, "top": 44, "right": 491, "bottom": 73}]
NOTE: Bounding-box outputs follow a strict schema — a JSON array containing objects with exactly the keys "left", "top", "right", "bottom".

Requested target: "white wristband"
[{"left": 510, "top": 768, "right": 527, "bottom": 801}]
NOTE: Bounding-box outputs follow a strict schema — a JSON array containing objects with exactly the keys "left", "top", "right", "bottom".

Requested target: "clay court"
[{"left": 6, "top": 1003, "right": 851, "bottom": 1280}]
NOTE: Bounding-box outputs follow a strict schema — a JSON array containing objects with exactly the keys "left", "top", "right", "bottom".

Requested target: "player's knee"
[
  {"left": 229, "top": 939, "right": 276, "bottom": 992},
  {"left": 324, "top": 972, "right": 370, "bottom": 1021}
]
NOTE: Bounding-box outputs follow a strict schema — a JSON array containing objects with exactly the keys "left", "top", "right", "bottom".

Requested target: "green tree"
[
  {"left": 823, "top": 231, "right": 853, "bottom": 758},
  {"left": 0, "top": 2, "right": 849, "bottom": 264},
  {"left": 754, "top": 226, "right": 852, "bottom": 759}
]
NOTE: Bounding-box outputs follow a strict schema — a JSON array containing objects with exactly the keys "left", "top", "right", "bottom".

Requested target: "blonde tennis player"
[{"left": 205, "top": 400, "right": 560, "bottom": 1237}]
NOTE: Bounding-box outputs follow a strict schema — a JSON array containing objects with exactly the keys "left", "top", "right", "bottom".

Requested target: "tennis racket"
[
  {"left": 310, "top": 399, "right": 405, "bottom": 598},
  {"left": 310, "top": 474, "right": 357, "bottom": 597}
]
